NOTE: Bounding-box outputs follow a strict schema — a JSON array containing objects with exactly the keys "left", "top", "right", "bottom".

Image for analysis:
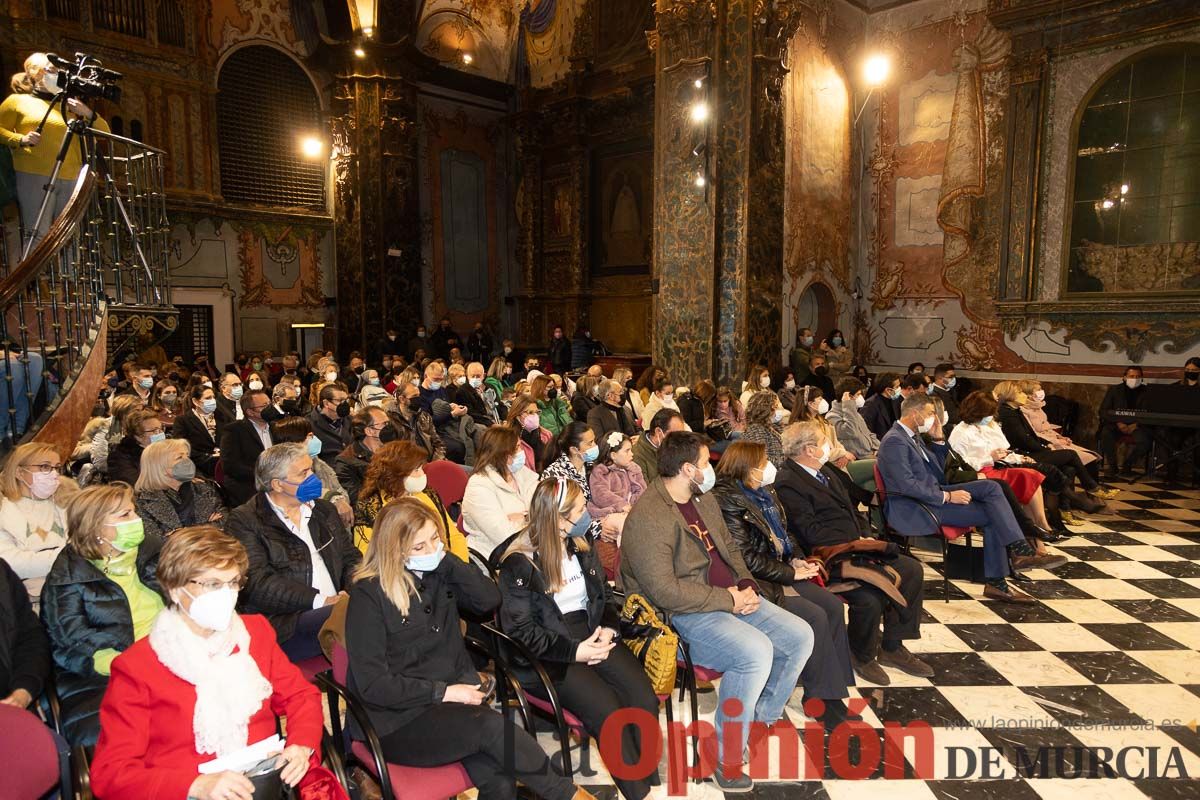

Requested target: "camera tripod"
[{"left": 20, "top": 91, "right": 161, "bottom": 305}]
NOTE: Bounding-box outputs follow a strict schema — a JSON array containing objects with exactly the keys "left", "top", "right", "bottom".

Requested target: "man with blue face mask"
[
  {"left": 789, "top": 326, "right": 815, "bottom": 384},
  {"left": 621, "top": 431, "right": 814, "bottom": 792},
  {"left": 225, "top": 442, "right": 361, "bottom": 662},
  {"left": 115, "top": 362, "right": 156, "bottom": 404},
  {"left": 930, "top": 363, "right": 960, "bottom": 427}
]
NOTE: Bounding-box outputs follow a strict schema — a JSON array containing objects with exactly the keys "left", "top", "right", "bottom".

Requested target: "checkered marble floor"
[{"left": 546, "top": 478, "right": 1200, "bottom": 799}]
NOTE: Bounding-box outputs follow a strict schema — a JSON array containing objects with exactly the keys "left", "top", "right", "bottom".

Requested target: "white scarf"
[{"left": 149, "top": 608, "right": 272, "bottom": 756}]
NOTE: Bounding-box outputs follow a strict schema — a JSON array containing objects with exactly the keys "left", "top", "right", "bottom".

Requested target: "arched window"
[
  {"left": 1065, "top": 45, "right": 1200, "bottom": 295},
  {"left": 216, "top": 46, "right": 325, "bottom": 209}
]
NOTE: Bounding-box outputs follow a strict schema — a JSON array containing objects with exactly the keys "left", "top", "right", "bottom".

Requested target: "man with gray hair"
[
  {"left": 225, "top": 442, "right": 360, "bottom": 661},
  {"left": 776, "top": 420, "right": 930, "bottom": 686},
  {"left": 588, "top": 379, "right": 637, "bottom": 438}
]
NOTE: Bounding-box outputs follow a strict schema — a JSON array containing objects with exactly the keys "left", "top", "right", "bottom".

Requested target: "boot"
[{"left": 1064, "top": 487, "right": 1105, "bottom": 514}]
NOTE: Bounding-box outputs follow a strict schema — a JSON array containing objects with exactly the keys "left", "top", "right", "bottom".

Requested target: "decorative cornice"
[
  {"left": 996, "top": 300, "right": 1200, "bottom": 360},
  {"left": 653, "top": 0, "right": 718, "bottom": 68}
]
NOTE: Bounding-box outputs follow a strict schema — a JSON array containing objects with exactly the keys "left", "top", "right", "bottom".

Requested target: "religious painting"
[
  {"left": 542, "top": 173, "right": 574, "bottom": 250},
  {"left": 592, "top": 144, "right": 652, "bottom": 276}
]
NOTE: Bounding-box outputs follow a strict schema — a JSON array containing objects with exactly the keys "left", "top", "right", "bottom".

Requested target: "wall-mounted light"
[
  {"left": 300, "top": 136, "right": 324, "bottom": 159},
  {"left": 362, "top": 26, "right": 374, "bottom": 38},
  {"left": 694, "top": 173, "right": 706, "bottom": 188},
  {"left": 863, "top": 54, "right": 891, "bottom": 87},
  {"left": 693, "top": 77, "right": 704, "bottom": 89},
  {"left": 690, "top": 102, "right": 710, "bottom": 123},
  {"left": 353, "top": 46, "right": 366, "bottom": 58},
  {"left": 461, "top": 52, "right": 474, "bottom": 66},
  {"left": 1101, "top": 199, "right": 1115, "bottom": 210}
]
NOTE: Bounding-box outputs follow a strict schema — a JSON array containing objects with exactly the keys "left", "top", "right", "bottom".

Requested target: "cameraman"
[{"left": 1, "top": 53, "right": 109, "bottom": 250}]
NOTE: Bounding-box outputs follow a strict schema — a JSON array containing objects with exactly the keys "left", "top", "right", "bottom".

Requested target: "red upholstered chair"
[
  {"left": 318, "top": 645, "right": 474, "bottom": 800},
  {"left": 0, "top": 704, "right": 61, "bottom": 800},
  {"left": 424, "top": 459, "right": 468, "bottom": 509},
  {"left": 873, "top": 463, "right": 973, "bottom": 601}
]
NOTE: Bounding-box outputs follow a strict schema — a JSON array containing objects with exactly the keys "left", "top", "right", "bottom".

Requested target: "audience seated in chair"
[
  {"left": 218, "top": 389, "right": 275, "bottom": 508},
  {"left": 587, "top": 431, "right": 646, "bottom": 579},
  {"left": 42, "top": 484, "right": 166, "bottom": 746},
  {"left": 496, "top": 478, "right": 660, "bottom": 800},
  {"left": 107, "top": 408, "right": 164, "bottom": 487},
  {"left": 134, "top": 439, "right": 227, "bottom": 540},
  {"left": 335, "top": 407, "right": 394, "bottom": 507},
  {"left": 1017, "top": 379, "right": 1101, "bottom": 474},
  {"left": 269, "top": 416, "right": 355, "bottom": 528},
  {"left": 741, "top": 390, "right": 788, "bottom": 468},
  {"left": 0, "top": 557, "right": 50, "bottom": 714},
  {"left": 224, "top": 443, "right": 361, "bottom": 663},
  {"left": 307, "top": 384, "right": 353, "bottom": 467},
  {"left": 861, "top": 372, "right": 901, "bottom": 440},
  {"left": 172, "top": 385, "right": 220, "bottom": 479},
  {"left": 345, "top": 497, "right": 592, "bottom": 800},
  {"left": 1097, "top": 366, "right": 1152, "bottom": 479},
  {"left": 620, "top": 431, "right": 813, "bottom": 791},
  {"left": 90, "top": 525, "right": 324, "bottom": 800},
  {"left": 214, "top": 372, "right": 244, "bottom": 432},
  {"left": 631, "top": 409, "right": 686, "bottom": 484},
  {"left": 826, "top": 377, "right": 880, "bottom": 459},
  {"left": 462, "top": 426, "right": 540, "bottom": 557},
  {"left": 541, "top": 422, "right": 604, "bottom": 541},
  {"left": 587, "top": 380, "right": 638, "bottom": 440},
  {"left": 0, "top": 442, "right": 75, "bottom": 611}
]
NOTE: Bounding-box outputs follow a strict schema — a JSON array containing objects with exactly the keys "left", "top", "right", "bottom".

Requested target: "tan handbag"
[{"left": 619, "top": 593, "right": 679, "bottom": 696}]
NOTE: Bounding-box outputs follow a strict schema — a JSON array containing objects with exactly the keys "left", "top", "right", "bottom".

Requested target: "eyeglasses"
[
  {"left": 141, "top": 427, "right": 164, "bottom": 436},
  {"left": 22, "top": 462, "right": 61, "bottom": 473},
  {"left": 187, "top": 577, "right": 245, "bottom": 592}
]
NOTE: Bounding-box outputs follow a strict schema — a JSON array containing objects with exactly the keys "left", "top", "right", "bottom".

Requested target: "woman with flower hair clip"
[{"left": 586, "top": 431, "right": 647, "bottom": 579}]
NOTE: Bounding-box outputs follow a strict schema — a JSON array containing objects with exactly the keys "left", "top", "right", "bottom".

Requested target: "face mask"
[
  {"left": 378, "top": 424, "right": 399, "bottom": 444},
  {"left": 279, "top": 399, "right": 300, "bottom": 415},
  {"left": 772, "top": 408, "right": 787, "bottom": 423},
  {"left": 815, "top": 366, "right": 829, "bottom": 376},
  {"left": 759, "top": 375, "right": 772, "bottom": 388},
  {"left": 429, "top": 380, "right": 443, "bottom": 390},
  {"left": 547, "top": 387, "right": 559, "bottom": 400},
  {"left": 248, "top": 380, "right": 263, "bottom": 391},
  {"left": 148, "top": 431, "right": 166, "bottom": 444},
  {"left": 404, "top": 472, "right": 427, "bottom": 494},
  {"left": 509, "top": 449, "right": 527, "bottom": 473},
  {"left": 917, "top": 415, "right": 935, "bottom": 434},
  {"left": 816, "top": 442, "right": 832, "bottom": 465},
  {"left": 567, "top": 509, "right": 593, "bottom": 538},
  {"left": 252, "top": 362, "right": 263, "bottom": 371},
  {"left": 417, "top": 330, "right": 426, "bottom": 338},
  {"left": 110, "top": 518, "right": 145, "bottom": 552},
  {"left": 410, "top": 379, "right": 420, "bottom": 388},
  {"left": 229, "top": 385, "right": 243, "bottom": 400},
  {"left": 354, "top": 365, "right": 365, "bottom": 374},
  {"left": 325, "top": 371, "right": 339, "bottom": 383},
  {"left": 521, "top": 414, "right": 540, "bottom": 432},
  {"left": 336, "top": 400, "right": 351, "bottom": 418},
  {"left": 814, "top": 398, "right": 829, "bottom": 415},
  {"left": 200, "top": 398, "right": 217, "bottom": 415},
  {"left": 1125, "top": 377, "right": 1141, "bottom": 389},
  {"left": 801, "top": 336, "right": 814, "bottom": 347},
  {"left": 977, "top": 416, "right": 994, "bottom": 427},
  {"left": 1033, "top": 390, "right": 1046, "bottom": 401},
  {"left": 691, "top": 463, "right": 717, "bottom": 494},
  {"left": 203, "top": 382, "right": 213, "bottom": 389},
  {"left": 784, "top": 379, "right": 795, "bottom": 390},
  {"left": 306, "top": 436, "right": 323, "bottom": 458},
  {"left": 406, "top": 540, "right": 445, "bottom": 573},
  {"left": 454, "top": 376, "right": 467, "bottom": 386},
  {"left": 1187, "top": 371, "right": 1200, "bottom": 383},
  {"left": 181, "top": 585, "right": 238, "bottom": 632},
  {"left": 139, "top": 377, "right": 154, "bottom": 389},
  {"left": 39, "top": 71, "right": 61, "bottom": 94},
  {"left": 854, "top": 394, "right": 866, "bottom": 409},
  {"left": 171, "top": 458, "right": 196, "bottom": 482},
  {"left": 941, "top": 410, "right": 949, "bottom": 425},
  {"left": 388, "top": 334, "right": 397, "bottom": 341},
  {"left": 469, "top": 377, "right": 483, "bottom": 389},
  {"left": 945, "top": 377, "right": 957, "bottom": 389},
  {"left": 831, "top": 337, "right": 844, "bottom": 347},
  {"left": 285, "top": 473, "right": 323, "bottom": 503},
  {"left": 26, "top": 471, "right": 60, "bottom": 500},
  {"left": 581, "top": 444, "right": 600, "bottom": 463},
  {"left": 107, "top": 376, "right": 119, "bottom": 389},
  {"left": 758, "top": 462, "right": 777, "bottom": 486},
  {"left": 161, "top": 393, "right": 177, "bottom": 406},
  {"left": 504, "top": 347, "right": 513, "bottom": 355}
]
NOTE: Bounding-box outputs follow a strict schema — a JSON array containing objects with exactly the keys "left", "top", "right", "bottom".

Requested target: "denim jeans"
[
  {"left": 672, "top": 598, "right": 813, "bottom": 764},
  {"left": 0, "top": 350, "right": 45, "bottom": 440}
]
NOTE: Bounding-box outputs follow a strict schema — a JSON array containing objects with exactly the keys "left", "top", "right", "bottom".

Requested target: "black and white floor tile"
[{"left": 549, "top": 478, "right": 1200, "bottom": 799}]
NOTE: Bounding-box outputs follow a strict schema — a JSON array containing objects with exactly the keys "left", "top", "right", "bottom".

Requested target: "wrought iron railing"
[{"left": 0, "top": 129, "right": 173, "bottom": 448}]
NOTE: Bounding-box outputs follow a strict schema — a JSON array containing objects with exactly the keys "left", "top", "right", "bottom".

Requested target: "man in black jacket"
[
  {"left": 1098, "top": 365, "right": 1151, "bottom": 478},
  {"left": 453, "top": 362, "right": 499, "bottom": 427},
  {"left": 219, "top": 389, "right": 274, "bottom": 507},
  {"left": 930, "top": 363, "right": 960, "bottom": 427},
  {"left": 226, "top": 442, "right": 360, "bottom": 661},
  {"left": 862, "top": 372, "right": 900, "bottom": 440},
  {"left": 0, "top": 559, "right": 49, "bottom": 710},
  {"left": 214, "top": 372, "right": 245, "bottom": 432},
  {"left": 335, "top": 407, "right": 393, "bottom": 505},
  {"left": 588, "top": 380, "right": 638, "bottom": 438},
  {"left": 306, "top": 384, "right": 352, "bottom": 466},
  {"left": 773, "top": 420, "right": 930, "bottom": 686},
  {"left": 801, "top": 353, "right": 835, "bottom": 400}
]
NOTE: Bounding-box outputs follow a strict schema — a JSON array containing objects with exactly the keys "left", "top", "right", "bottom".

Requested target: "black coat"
[
  {"left": 497, "top": 536, "right": 619, "bottom": 682},
  {"left": 171, "top": 411, "right": 219, "bottom": 477},
  {"left": 307, "top": 409, "right": 351, "bottom": 466},
  {"left": 931, "top": 385, "right": 960, "bottom": 426},
  {"left": 998, "top": 403, "right": 1050, "bottom": 455},
  {"left": 0, "top": 558, "right": 50, "bottom": 701},
  {"left": 861, "top": 393, "right": 897, "bottom": 440},
  {"left": 712, "top": 478, "right": 799, "bottom": 605},
  {"left": 135, "top": 480, "right": 227, "bottom": 539},
  {"left": 1099, "top": 382, "right": 1146, "bottom": 426},
  {"left": 344, "top": 558, "right": 500, "bottom": 737},
  {"left": 334, "top": 440, "right": 372, "bottom": 507},
  {"left": 106, "top": 435, "right": 144, "bottom": 485},
  {"left": 225, "top": 493, "right": 361, "bottom": 643},
  {"left": 570, "top": 393, "right": 599, "bottom": 423},
  {"left": 773, "top": 460, "right": 870, "bottom": 554},
  {"left": 452, "top": 384, "right": 496, "bottom": 427},
  {"left": 677, "top": 394, "right": 706, "bottom": 433},
  {"left": 586, "top": 402, "right": 637, "bottom": 439},
  {"left": 220, "top": 419, "right": 273, "bottom": 507},
  {"left": 40, "top": 536, "right": 164, "bottom": 746},
  {"left": 549, "top": 337, "right": 571, "bottom": 374},
  {"left": 214, "top": 394, "right": 239, "bottom": 432}
]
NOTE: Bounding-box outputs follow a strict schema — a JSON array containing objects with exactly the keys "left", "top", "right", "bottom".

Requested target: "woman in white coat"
[{"left": 462, "top": 426, "right": 540, "bottom": 558}]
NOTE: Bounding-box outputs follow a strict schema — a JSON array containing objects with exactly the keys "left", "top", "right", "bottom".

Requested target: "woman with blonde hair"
[
  {"left": 42, "top": 483, "right": 165, "bottom": 745},
  {"left": 353, "top": 440, "right": 466, "bottom": 560},
  {"left": 497, "top": 479, "right": 659, "bottom": 800},
  {"left": 0, "top": 442, "right": 76, "bottom": 607},
  {"left": 1016, "top": 378, "right": 1101, "bottom": 471},
  {"left": 346, "top": 497, "right": 590, "bottom": 800},
  {"left": 134, "top": 439, "right": 226, "bottom": 539}
]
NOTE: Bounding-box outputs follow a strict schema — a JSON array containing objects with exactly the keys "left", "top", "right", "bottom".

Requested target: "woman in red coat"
[{"left": 91, "top": 525, "right": 323, "bottom": 800}]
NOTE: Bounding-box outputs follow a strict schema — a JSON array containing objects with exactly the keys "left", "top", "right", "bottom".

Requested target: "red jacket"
[{"left": 91, "top": 614, "right": 323, "bottom": 800}]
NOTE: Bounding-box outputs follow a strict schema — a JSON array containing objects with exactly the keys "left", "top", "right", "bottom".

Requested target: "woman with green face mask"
[{"left": 41, "top": 483, "right": 166, "bottom": 747}]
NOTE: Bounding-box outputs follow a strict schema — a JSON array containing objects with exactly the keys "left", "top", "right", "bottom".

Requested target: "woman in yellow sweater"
[
  {"left": 1, "top": 53, "right": 110, "bottom": 248},
  {"left": 352, "top": 440, "right": 467, "bottom": 561}
]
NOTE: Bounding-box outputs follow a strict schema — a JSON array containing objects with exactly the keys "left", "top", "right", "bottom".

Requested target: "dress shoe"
[
  {"left": 877, "top": 644, "right": 934, "bottom": 678},
  {"left": 1089, "top": 486, "right": 1120, "bottom": 500},
  {"left": 1012, "top": 552, "right": 1068, "bottom": 571},
  {"left": 699, "top": 737, "right": 754, "bottom": 792},
  {"left": 1059, "top": 510, "right": 1085, "bottom": 526},
  {"left": 983, "top": 581, "right": 1036, "bottom": 603},
  {"left": 1039, "top": 529, "right": 1071, "bottom": 543},
  {"left": 851, "top": 655, "right": 890, "bottom": 686}
]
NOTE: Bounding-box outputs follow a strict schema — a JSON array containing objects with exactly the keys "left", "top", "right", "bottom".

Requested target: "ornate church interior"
[{"left": 1, "top": 0, "right": 1199, "bottom": 799}]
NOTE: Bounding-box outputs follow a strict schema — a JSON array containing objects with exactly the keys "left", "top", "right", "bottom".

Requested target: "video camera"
[{"left": 46, "top": 52, "right": 122, "bottom": 104}]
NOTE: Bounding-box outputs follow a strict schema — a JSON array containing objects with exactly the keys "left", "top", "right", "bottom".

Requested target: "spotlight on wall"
[
  {"left": 863, "top": 53, "right": 890, "bottom": 87},
  {"left": 353, "top": 46, "right": 366, "bottom": 58},
  {"left": 694, "top": 172, "right": 706, "bottom": 188},
  {"left": 1120, "top": 183, "right": 1130, "bottom": 195},
  {"left": 461, "top": 52, "right": 474, "bottom": 65},
  {"left": 362, "top": 26, "right": 374, "bottom": 38},
  {"left": 300, "top": 136, "right": 324, "bottom": 159},
  {"left": 694, "top": 77, "right": 704, "bottom": 89},
  {"left": 1101, "top": 199, "right": 1115, "bottom": 210},
  {"left": 690, "top": 102, "right": 710, "bottom": 123}
]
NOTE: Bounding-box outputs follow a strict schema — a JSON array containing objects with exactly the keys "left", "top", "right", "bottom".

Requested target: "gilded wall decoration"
[
  {"left": 237, "top": 224, "right": 324, "bottom": 308},
  {"left": 215, "top": 0, "right": 306, "bottom": 56},
  {"left": 592, "top": 147, "right": 653, "bottom": 275}
]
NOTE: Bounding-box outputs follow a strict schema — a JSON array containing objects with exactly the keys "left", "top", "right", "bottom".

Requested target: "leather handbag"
[{"left": 619, "top": 593, "right": 679, "bottom": 696}]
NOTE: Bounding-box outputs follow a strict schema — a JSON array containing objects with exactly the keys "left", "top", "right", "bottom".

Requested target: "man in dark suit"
[
  {"left": 775, "top": 419, "right": 930, "bottom": 686},
  {"left": 214, "top": 372, "right": 244, "bottom": 432},
  {"left": 893, "top": 373, "right": 928, "bottom": 422},
  {"left": 877, "top": 393, "right": 1064, "bottom": 603},
  {"left": 219, "top": 389, "right": 274, "bottom": 507},
  {"left": 862, "top": 372, "right": 900, "bottom": 440},
  {"left": 929, "top": 363, "right": 960, "bottom": 426},
  {"left": 588, "top": 379, "right": 638, "bottom": 439},
  {"left": 1097, "top": 365, "right": 1151, "bottom": 479},
  {"left": 306, "top": 383, "right": 351, "bottom": 466},
  {"left": 801, "top": 353, "right": 835, "bottom": 400}
]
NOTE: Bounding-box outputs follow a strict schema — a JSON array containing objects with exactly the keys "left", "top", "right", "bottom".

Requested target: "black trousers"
[
  {"left": 1098, "top": 423, "right": 1152, "bottom": 472},
  {"left": 1032, "top": 448, "right": 1096, "bottom": 491},
  {"left": 837, "top": 553, "right": 925, "bottom": 662},
  {"left": 778, "top": 580, "right": 854, "bottom": 700},
  {"left": 280, "top": 604, "right": 334, "bottom": 662},
  {"left": 524, "top": 613, "right": 661, "bottom": 800},
  {"left": 379, "top": 703, "right": 576, "bottom": 800}
]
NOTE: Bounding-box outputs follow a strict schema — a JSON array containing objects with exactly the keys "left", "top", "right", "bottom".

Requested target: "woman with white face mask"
[
  {"left": 825, "top": 376, "right": 880, "bottom": 459},
  {"left": 789, "top": 385, "right": 877, "bottom": 494},
  {"left": 712, "top": 441, "right": 857, "bottom": 729},
  {"left": 1, "top": 53, "right": 110, "bottom": 249},
  {"left": 1015, "top": 379, "right": 1101, "bottom": 472},
  {"left": 0, "top": 442, "right": 77, "bottom": 610},
  {"left": 90, "top": 525, "right": 325, "bottom": 800},
  {"left": 741, "top": 390, "right": 788, "bottom": 467}
]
